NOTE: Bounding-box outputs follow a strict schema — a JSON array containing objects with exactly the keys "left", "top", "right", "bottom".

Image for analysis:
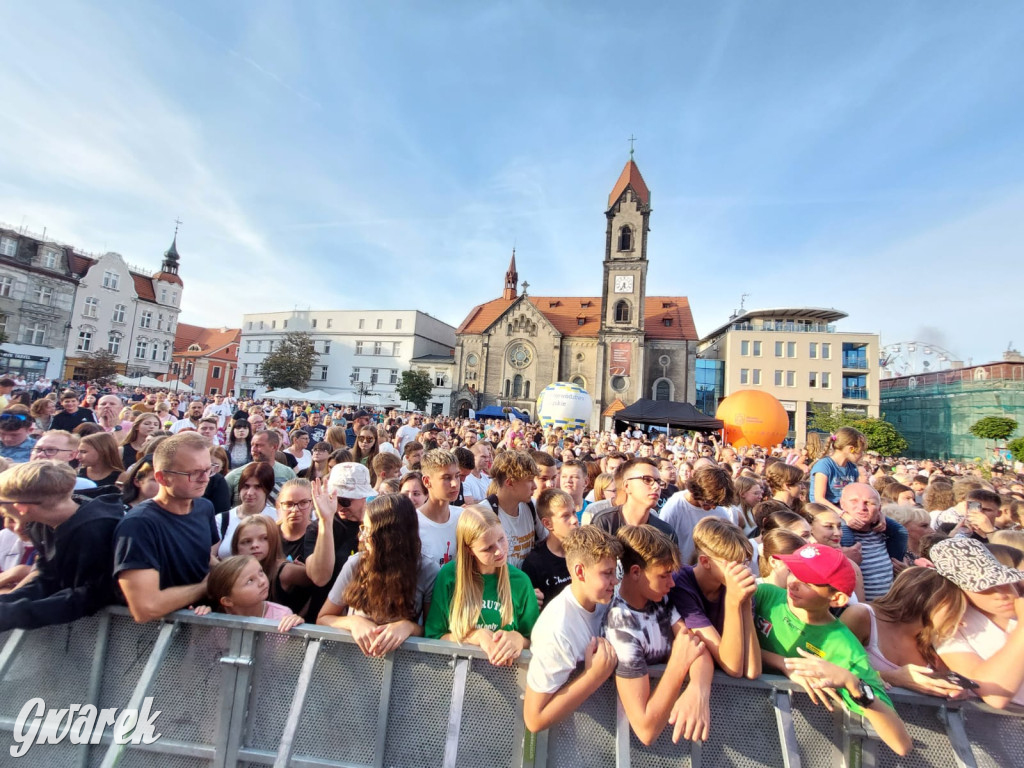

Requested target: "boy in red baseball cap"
[{"left": 754, "top": 543, "right": 912, "bottom": 756}]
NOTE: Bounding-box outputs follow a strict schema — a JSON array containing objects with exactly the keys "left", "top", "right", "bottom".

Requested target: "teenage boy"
[
  {"left": 522, "top": 489, "right": 578, "bottom": 606},
  {"left": 0, "top": 461, "right": 122, "bottom": 630},
  {"left": 605, "top": 525, "right": 713, "bottom": 745},
  {"left": 530, "top": 450, "right": 559, "bottom": 504},
  {"left": 463, "top": 441, "right": 493, "bottom": 501},
  {"left": 523, "top": 526, "right": 623, "bottom": 733},
  {"left": 453, "top": 446, "right": 476, "bottom": 506},
  {"left": 755, "top": 543, "right": 912, "bottom": 757},
  {"left": 660, "top": 466, "right": 735, "bottom": 563},
  {"left": 51, "top": 390, "right": 95, "bottom": 433},
  {"left": 417, "top": 449, "right": 463, "bottom": 566},
  {"left": 400, "top": 441, "right": 424, "bottom": 477},
  {"left": 487, "top": 450, "right": 547, "bottom": 568},
  {"left": 371, "top": 452, "right": 402, "bottom": 492},
  {"left": 559, "top": 460, "right": 588, "bottom": 519},
  {"left": 591, "top": 458, "right": 677, "bottom": 544},
  {"left": 670, "top": 518, "right": 760, "bottom": 679}
]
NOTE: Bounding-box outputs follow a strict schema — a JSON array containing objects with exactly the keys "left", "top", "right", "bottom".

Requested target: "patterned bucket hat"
[{"left": 930, "top": 537, "right": 1024, "bottom": 593}]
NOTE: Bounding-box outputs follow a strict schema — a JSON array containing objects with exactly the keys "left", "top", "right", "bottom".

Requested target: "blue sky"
[{"left": 1, "top": 2, "right": 1022, "bottom": 367}]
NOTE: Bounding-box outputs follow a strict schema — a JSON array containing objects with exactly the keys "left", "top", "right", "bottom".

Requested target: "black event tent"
[{"left": 613, "top": 398, "right": 723, "bottom": 433}]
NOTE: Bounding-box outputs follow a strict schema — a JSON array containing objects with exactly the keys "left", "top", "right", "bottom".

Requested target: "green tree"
[
  {"left": 396, "top": 369, "right": 434, "bottom": 411},
  {"left": 79, "top": 349, "right": 119, "bottom": 385},
  {"left": 259, "top": 332, "right": 319, "bottom": 390},
  {"left": 808, "top": 407, "right": 909, "bottom": 457},
  {"left": 1006, "top": 437, "right": 1024, "bottom": 463},
  {"left": 968, "top": 416, "right": 1018, "bottom": 443}
]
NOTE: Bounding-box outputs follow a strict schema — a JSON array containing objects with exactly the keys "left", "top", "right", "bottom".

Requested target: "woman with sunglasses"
[{"left": 352, "top": 427, "right": 380, "bottom": 484}]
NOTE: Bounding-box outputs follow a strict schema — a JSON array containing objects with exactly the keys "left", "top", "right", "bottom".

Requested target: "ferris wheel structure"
[{"left": 879, "top": 341, "right": 961, "bottom": 379}]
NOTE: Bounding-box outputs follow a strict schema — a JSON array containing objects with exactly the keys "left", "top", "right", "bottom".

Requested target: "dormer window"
[
  {"left": 618, "top": 226, "right": 633, "bottom": 251},
  {"left": 188, "top": 343, "right": 202, "bottom": 352},
  {"left": 663, "top": 317, "right": 673, "bottom": 327},
  {"left": 42, "top": 249, "right": 58, "bottom": 268}
]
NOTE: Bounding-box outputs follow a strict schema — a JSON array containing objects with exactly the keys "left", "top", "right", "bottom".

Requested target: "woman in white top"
[
  {"left": 284, "top": 429, "right": 312, "bottom": 472},
  {"left": 841, "top": 567, "right": 965, "bottom": 698},
  {"left": 931, "top": 538, "right": 1024, "bottom": 709},
  {"left": 215, "top": 462, "right": 277, "bottom": 558}
]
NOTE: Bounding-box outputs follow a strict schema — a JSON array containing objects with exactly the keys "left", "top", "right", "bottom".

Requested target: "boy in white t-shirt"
[
  {"left": 486, "top": 450, "right": 547, "bottom": 569},
  {"left": 417, "top": 449, "right": 462, "bottom": 567},
  {"left": 524, "top": 526, "right": 623, "bottom": 733}
]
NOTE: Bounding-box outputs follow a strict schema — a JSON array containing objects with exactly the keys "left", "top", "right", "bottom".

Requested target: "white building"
[
  {"left": 410, "top": 353, "right": 456, "bottom": 417},
  {"left": 63, "top": 236, "right": 184, "bottom": 380},
  {"left": 237, "top": 309, "right": 456, "bottom": 410}
]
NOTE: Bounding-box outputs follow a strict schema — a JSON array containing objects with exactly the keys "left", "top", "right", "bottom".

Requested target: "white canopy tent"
[{"left": 262, "top": 387, "right": 307, "bottom": 401}]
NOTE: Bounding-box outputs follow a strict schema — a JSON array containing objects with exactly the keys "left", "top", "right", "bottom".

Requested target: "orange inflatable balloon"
[{"left": 715, "top": 390, "right": 790, "bottom": 449}]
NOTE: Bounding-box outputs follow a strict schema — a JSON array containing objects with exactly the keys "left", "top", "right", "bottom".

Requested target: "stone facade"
[{"left": 452, "top": 160, "right": 698, "bottom": 426}]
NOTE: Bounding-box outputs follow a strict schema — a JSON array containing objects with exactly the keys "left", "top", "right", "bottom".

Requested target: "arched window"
[
  {"left": 513, "top": 374, "right": 523, "bottom": 398},
  {"left": 618, "top": 226, "right": 632, "bottom": 251},
  {"left": 615, "top": 300, "right": 630, "bottom": 323},
  {"left": 504, "top": 379, "right": 511, "bottom": 397},
  {"left": 651, "top": 378, "right": 675, "bottom": 403},
  {"left": 524, "top": 381, "right": 531, "bottom": 399}
]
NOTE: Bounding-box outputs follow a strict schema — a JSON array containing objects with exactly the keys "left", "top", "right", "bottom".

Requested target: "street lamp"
[{"left": 350, "top": 371, "right": 376, "bottom": 408}]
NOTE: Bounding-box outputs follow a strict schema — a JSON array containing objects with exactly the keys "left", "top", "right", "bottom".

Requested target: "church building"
[{"left": 451, "top": 158, "right": 698, "bottom": 426}]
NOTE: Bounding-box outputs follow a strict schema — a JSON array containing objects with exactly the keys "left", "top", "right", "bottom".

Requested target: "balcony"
[
  {"left": 842, "top": 358, "right": 869, "bottom": 370},
  {"left": 842, "top": 386, "right": 869, "bottom": 400},
  {"left": 731, "top": 322, "right": 837, "bottom": 334}
]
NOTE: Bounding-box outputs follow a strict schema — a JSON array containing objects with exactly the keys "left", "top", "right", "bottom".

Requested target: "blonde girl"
[
  {"left": 200, "top": 554, "right": 303, "bottom": 633},
  {"left": 731, "top": 475, "right": 763, "bottom": 536},
  {"left": 757, "top": 529, "right": 806, "bottom": 586},
  {"left": 808, "top": 426, "right": 867, "bottom": 512},
  {"left": 424, "top": 503, "right": 539, "bottom": 666},
  {"left": 120, "top": 412, "right": 161, "bottom": 467}
]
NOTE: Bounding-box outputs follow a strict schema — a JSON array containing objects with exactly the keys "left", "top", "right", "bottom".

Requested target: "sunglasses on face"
[{"left": 337, "top": 498, "right": 353, "bottom": 509}]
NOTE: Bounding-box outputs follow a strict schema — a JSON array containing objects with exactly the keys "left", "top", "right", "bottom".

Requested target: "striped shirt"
[{"left": 848, "top": 529, "right": 893, "bottom": 600}]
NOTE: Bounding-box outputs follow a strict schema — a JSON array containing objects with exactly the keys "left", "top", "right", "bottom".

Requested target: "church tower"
[
  {"left": 599, "top": 156, "right": 650, "bottom": 406},
  {"left": 502, "top": 249, "right": 519, "bottom": 301}
]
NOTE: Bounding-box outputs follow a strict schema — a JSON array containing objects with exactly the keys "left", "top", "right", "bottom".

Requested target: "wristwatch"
[{"left": 849, "top": 678, "right": 875, "bottom": 708}]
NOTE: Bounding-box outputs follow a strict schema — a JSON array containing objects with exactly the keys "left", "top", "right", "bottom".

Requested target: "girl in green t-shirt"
[{"left": 425, "top": 503, "right": 539, "bottom": 665}]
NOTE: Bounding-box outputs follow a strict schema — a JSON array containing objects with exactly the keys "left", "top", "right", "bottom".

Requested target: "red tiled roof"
[
  {"left": 457, "top": 295, "right": 696, "bottom": 341},
  {"left": 132, "top": 272, "right": 156, "bottom": 301},
  {"left": 68, "top": 253, "right": 96, "bottom": 276},
  {"left": 173, "top": 324, "right": 240, "bottom": 359},
  {"left": 608, "top": 160, "right": 650, "bottom": 209},
  {"left": 153, "top": 270, "right": 183, "bottom": 286}
]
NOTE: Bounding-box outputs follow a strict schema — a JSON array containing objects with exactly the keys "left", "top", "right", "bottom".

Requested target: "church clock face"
[
  {"left": 507, "top": 343, "right": 532, "bottom": 369},
  {"left": 614, "top": 275, "right": 634, "bottom": 293}
]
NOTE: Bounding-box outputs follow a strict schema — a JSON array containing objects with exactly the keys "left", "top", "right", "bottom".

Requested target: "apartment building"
[
  {"left": 237, "top": 309, "right": 455, "bottom": 408},
  {"left": 698, "top": 308, "right": 879, "bottom": 444}
]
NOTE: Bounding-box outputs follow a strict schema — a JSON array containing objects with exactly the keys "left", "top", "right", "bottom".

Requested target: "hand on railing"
[
  {"left": 884, "top": 665, "right": 964, "bottom": 699},
  {"left": 482, "top": 629, "right": 526, "bottom": 666},
  {"left": 368, "top": 620, "right": 418, "bottom": 657},
  {"left": 277, "top": 614, "right": 304, "bottom": 633},
  {"left": 782, "top": 648, "right": 853, "bottom": 712}
]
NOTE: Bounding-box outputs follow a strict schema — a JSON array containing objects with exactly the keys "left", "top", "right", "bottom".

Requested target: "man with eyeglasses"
[
  {"left": 303, "top": 463, "right": 375, "bottom": 619},
  {"left": 30, "top": 431, "right": 100, "bottom": 492},
  {"left": 660, "top": 466, "right": 736, "bottom": 564},
  {"left": 0, "top": 461, "right": 123, "bottom": 631},
  {"left": 114, "top": 432, "right": 220, "bottom": 623},
  {"left": 0, "top": 405, "right": 36, "bottom": 463},
  {"left": 591, "top": 458, "right": 678, "bottom": 544}
]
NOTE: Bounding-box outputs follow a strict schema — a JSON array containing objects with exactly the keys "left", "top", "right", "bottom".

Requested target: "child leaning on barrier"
[
  {"left": 197, "top": 555, "right": 304, "bottom": 634},
  {"left": 424, "top": 503, "right": 539, "bottom": 666},
  {"left": 317, "top": 494, "right": 438, "bottom": 657},
  {"left": 523, "top": 526, "right": 622, "bottom": 733},
  {"left": 669, "top": 518, "right": 761, "bottom": 680},
  {"left": 521, "top": 489, "right": 578, "bottom": 608},
  {"left": 605, "top": 525, "right": 714, "bottom": 746},
  {"left": 755, "top": 543, "right": 912, "bottom": 756}
]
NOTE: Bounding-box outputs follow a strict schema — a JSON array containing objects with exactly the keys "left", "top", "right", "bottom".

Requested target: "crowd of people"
[{"left": 1, "top": 382, "right": 1023, "bottom": 754}]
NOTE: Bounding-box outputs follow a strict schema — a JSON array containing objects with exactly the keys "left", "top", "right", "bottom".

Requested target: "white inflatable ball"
[{"left": 537, "top": 382, "right": 593, "bottom": 430}]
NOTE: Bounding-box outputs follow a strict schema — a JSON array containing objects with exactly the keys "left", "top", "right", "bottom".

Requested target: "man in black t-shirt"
[{"left": 114, "top": 433, "right": 218, "bottom": 622}]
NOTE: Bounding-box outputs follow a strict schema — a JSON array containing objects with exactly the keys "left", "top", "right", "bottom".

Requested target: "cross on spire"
[
  {"left": 521, "top": 280, "right": 529, "bottom": 295},
  {"left": 628, "top": 134, "right": 637, "bottom": 159},
  {"left": 173, "top": 217, "right": 182, "bottom": 237}
]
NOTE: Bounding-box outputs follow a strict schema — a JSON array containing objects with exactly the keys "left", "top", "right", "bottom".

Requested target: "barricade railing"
[{"left": 0, "top": 607, "right": 1019, "bottom": 768}]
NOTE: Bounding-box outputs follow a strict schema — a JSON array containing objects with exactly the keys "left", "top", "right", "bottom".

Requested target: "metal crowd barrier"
[{"left": 0, "top": 607, "right": 1020, "bottom": 768}]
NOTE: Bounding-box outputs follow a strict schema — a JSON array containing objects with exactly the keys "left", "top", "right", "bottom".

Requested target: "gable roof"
[
  {"left": 457, "top": 295, "right": 696, "bottom": 341},
  {"left": 132, "top": 272, "right": 156, "bottom": 301},
  {"left": 173, "top": 324, "right": 240, "bottom": 359},
  {"left": 608, "top": 159, "right": 650, "bottom": 209}
]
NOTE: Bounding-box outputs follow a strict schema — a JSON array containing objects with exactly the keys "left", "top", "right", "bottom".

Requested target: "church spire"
[
  {"left": 502, "top": 248, "right": 518, "bottom": 300},
  {"left": 161, "top": 219, "right": 181, "bottom": 276}
]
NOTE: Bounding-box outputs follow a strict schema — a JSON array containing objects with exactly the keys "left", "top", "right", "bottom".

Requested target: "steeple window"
[
  {"left": 618, "top": 226, "right": 633, "bottom": 251},
  {"left": 614, "top": 300, "right": 630, "bottom": 324}
]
